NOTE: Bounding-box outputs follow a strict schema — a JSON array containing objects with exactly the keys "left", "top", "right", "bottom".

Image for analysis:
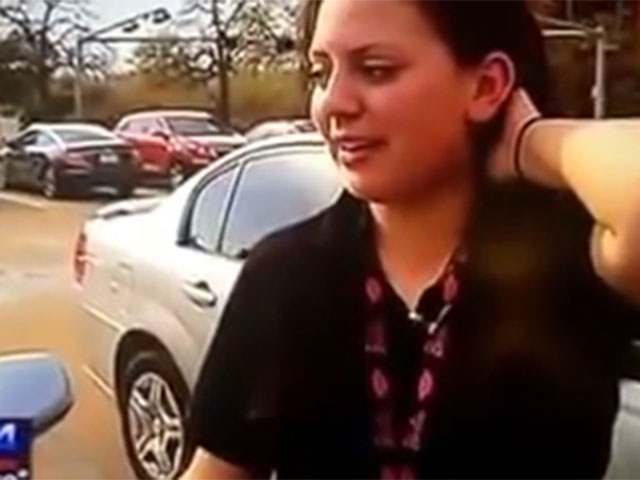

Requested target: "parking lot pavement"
[{"left": 0, "top": 189, "right": 161, "bottom": 478}]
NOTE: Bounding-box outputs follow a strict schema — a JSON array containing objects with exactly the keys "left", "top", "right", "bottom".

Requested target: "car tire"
[
  {"left": 118, "top": 348, "right": 193, "bottom": 480},
  {"left": 42, "top": 165, "right": 65, "bottom": 199},
  {"left": 0, "top": 160, "right": 7, "bottom": 190},
  {"left": 116, "top": 181, "right": 136, "bottom": 199},
  {"left": 168, "top": 163, "right": 187, "bottom": 190}
]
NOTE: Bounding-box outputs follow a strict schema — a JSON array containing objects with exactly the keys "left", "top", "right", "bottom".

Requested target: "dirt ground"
[{"left": 0, "top": 191, "right": 134, "bottom": 479}]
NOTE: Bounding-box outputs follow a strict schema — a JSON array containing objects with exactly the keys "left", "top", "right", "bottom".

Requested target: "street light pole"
[
  {"left": 540, "top": 15, "right": 613, "bottom": 118},
  {"left": 212, "top": 0, "right": 230, "bottom": 124},
  {"left": 593, "top": 25, "right": 607, "bottom": 119},
  {"left": 73, "top": 8, "right": 171, "bottom": 119},
  {"left": 74, "top": 40, "right": 84, "bottom": 119}
]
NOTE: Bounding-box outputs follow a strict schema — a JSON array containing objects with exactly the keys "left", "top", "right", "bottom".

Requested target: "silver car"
[
  {"left": 76, "top": 133, "right": 640, "bottom": 479},
  {"left": 76, "top": 134, "right": 341, "bottom": 479}
]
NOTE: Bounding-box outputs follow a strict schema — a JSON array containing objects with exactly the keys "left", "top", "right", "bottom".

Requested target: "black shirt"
[
  {"left": 189, "top": 182, "right": 637, "bottom": 479},
  {"left": 361, "top": 241, "right": 463, "bottom": 479}
]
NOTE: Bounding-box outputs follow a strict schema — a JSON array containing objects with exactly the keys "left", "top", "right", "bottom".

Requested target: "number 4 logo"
[{"left": 0, "top": 423, "right": 16, "bottom": 451}]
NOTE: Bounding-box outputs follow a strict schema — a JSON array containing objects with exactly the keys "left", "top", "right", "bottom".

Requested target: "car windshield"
[
  {"left": 165, "top": 116, "right": 230, "bottom": 136},
  {"left": 51, "top": 127, "right": 116, "bottom": 144}
]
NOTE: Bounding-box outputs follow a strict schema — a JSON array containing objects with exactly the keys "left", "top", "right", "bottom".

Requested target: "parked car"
[
  {"left": 244, "top": 118, "right": 316, "bottom": 142},
  {"left": 75, "top": 133, "right": 640, "bottom": 480},
  {"left": 114, "top": 109, "right": 247, "bottom": 189},
  {"left": 76, "top": 134, "right": 341, "bottom": 478},
  {"left": 0, "top": 123, "right": 138, "bottom": 198}
]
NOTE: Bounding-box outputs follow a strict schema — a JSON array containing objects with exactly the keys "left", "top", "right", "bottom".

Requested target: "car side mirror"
[
  {"left": 233, "top": 247, "right": 250, "bottom": 260},
  {"left": 151, "top": 130, "right": 170, "bottom": 141},
  {"left": 0, "top": 353, "right": 73, "bottom": 436},
  {"left": 5, "top": 139, "right": 20, "bottom": 150}
]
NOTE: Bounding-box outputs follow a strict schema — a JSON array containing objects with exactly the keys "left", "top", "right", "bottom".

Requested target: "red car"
[{"left": 114, "top": 109, "right": 246, "bottom": 188}]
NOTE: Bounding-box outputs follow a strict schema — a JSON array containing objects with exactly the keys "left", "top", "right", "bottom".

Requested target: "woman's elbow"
[{"left": 591, "top": 222, "right": 640, "bottom": 305}]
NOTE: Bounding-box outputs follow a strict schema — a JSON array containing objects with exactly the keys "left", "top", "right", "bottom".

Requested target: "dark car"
[
  {"left": 114, "top": 110, "right": 246, "bottom": 189},
  {"left": 0, "top": 123, "right": 139, "bottom": 198}
]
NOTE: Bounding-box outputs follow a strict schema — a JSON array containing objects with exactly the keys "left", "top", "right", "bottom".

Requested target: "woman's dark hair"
[
  {"left": 300, "top": 0, "right": 552, "bottom": 113},
  {"left": 299, "top": 0, "right": 555, "bottom": 167}
]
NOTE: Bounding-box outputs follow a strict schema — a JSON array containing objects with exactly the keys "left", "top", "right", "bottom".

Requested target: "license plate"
[
  {"left": 100, "top": 152, "right": 119, "bottom": 164},
  {"left": 192, "top": 157, "right": 210, "bottom": 165}
]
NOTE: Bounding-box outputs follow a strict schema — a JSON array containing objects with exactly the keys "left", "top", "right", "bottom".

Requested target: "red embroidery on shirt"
[
  {"left": 443, "top": 271, "right": 459, "bottom": 303},
  {"left": 365, "top": 259, "right": 462, "bottom": 479},
  {"left": 418, "top": 369, "right": 434, "bottom": 402},
  {"left": 366, "top": 276, "right": 383, "bottom": 305},
  {"left": 372, "top": 368, "right": 390, "bottom": 400},
  {"left": 424, "top": 327, "right": 448, "bottom": 358},
  {"left": 402, "top": 411, "right": 427, "bottom": 452},
  {"left": 381, "top": 464, "right": 417, "bottom": 480}
]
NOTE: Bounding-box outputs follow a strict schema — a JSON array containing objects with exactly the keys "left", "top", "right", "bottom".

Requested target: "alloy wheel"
[
  {"left": 0, "top": 161, "right": 6, "bottom": 190},
  {"left": 43, "top": 166, "right": 58, "bottom": 198},
  {"left": 126, "top": 372, "right": 185, "bottom": 479}
]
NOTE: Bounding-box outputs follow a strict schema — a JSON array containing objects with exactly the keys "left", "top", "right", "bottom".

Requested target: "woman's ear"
[{"left": 465, "top": 52, "right": 516, "bottom": 123}]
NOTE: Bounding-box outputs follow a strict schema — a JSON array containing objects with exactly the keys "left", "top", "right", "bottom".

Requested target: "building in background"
[{"left": 531, "top": 0, "right": 640, "bottom": 49}]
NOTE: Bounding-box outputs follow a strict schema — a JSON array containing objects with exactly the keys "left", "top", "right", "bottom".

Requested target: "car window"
[
  {"left": 117, "top": 120, "right": 132, "bottom": 132},
  {"left": 14, "top": 131, "right": 38, "bottom": 147},
  {"left": 126, "top": 118, "right": 151, "bottom": 134},
  {"left": 128, "top": 119, "right": 143, "bottom": 134},
  {"left": 128, "top": 119, "right": 144, "bottom": 133},
  {"left": 165, "top": 116, "right": 227, "bottom": 136},
  {"left": 221, "top": 151, "right": 340, "bottom": 257},
  {"left": 188, "top": 167, "right": 237, "bottom": 252},
  {"left": 35, "top": 131, "right": 58, "bottom": 148},
  {"left": 50, "top": 128, "right": 115, "bottom": 144},
  {"left": 142, "top": 118, "right": 165, "bottom": 135}
]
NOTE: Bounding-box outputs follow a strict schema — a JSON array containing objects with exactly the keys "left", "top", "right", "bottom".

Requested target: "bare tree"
[
  {"left": 0, "top": 0, "right": 104, "bottom": 113},
  {"left": 0, "top": 32, "right": 33, "bottom": 107},
  {"left": 172, "top": 0, "right": 297, "bottom": 121}
]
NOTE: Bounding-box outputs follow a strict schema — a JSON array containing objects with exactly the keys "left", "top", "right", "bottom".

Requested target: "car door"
[
  {"left": 170, "top": 145, "right": 340, "bottom": 385},
  {"left": 25, "top": 131, "right": 58, "bottom": 187},
  {"left": 161, "top": 164, "right": 244, "bottom": 386},
  {"left": 120, "top": 118, "right": 171, "bottom": 176},
  {"left": 151, "top": 117, "right": 174, "bottom": 173},
  {"left": 4, "top": 131, "right": 40, "bottom": 186}
]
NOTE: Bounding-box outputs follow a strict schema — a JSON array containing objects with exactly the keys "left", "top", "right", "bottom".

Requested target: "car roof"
[
  {"left": 251, "top": 117, "right": 310, "bottom": 127},
  {"left": 120, "top": 110, "right": 213, "bottom": 121},
  {"left": 202, "top": 132, "right": 325, "bottom": 173},
  {"left": 28, "top": 122, "right": 111, "bottom": 133},
  {"left": 173, "top": 132, "right": 330, "bottom": 209},
  {"left": 231, "top": 131, "right": 323, "bottom": 156}
]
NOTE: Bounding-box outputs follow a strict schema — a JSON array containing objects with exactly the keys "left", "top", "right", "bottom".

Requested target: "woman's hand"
[
  {"left": 489, "top": 90, "right": 640, "bottom": 303},
  {"left": 487, "top": 88, "right": 541, "bottom": 181},
  {"left": 492, "top": 95, "right": 640, "bottom": 303}
]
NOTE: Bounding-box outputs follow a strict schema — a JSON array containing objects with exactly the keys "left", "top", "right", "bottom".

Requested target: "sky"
[
  {"left": 92, "top": 0, "right": 184, "bottom": 27},
  {"left": 88, "top": 0, "right": 191, "bottom": 68}
]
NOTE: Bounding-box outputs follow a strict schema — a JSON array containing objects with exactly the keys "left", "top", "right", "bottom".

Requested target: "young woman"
[{"left": 183, "top": 1, "right": 640, "bottom": 478}]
